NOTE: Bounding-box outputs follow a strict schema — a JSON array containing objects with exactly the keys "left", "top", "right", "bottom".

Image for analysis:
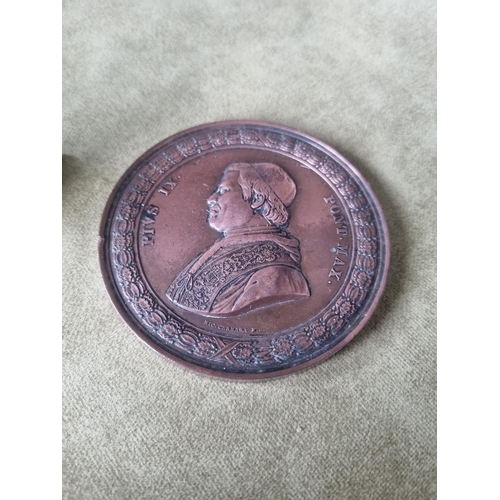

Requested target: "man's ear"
[{"left": 250, "top": 193, "right": 265, "bottom": 209}]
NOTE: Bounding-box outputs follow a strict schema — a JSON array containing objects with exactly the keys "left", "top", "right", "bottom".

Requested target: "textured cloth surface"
[{"left": 63, "top": 1, "right": 436, "bottom": 499}]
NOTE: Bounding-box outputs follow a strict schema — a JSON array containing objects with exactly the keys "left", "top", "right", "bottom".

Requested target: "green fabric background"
[{"left": 63, "top": 0, "right": 436, "bottom": 498}]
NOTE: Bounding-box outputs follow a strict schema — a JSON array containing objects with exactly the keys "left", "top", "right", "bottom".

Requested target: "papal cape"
[{"left": 166, "top": 226, "right": 310, "bottom": 317}]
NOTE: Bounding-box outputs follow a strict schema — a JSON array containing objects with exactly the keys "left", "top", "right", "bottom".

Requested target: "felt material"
[{"left": 63, "top": 0, "right": 436, "bottom": 498}]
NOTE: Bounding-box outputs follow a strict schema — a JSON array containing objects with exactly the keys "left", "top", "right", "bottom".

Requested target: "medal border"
[{"left": 99, "top": 120, "right": 390, "bottom": 379}]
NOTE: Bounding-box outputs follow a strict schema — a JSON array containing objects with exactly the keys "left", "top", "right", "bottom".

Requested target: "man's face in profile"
[{"left": 207, "top": 171, "right": 255, "bottom": 233}]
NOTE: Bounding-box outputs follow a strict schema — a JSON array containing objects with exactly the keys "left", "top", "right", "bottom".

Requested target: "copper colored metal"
[{"left": 99, "top": 121, "right": 390, "bottom": 379}]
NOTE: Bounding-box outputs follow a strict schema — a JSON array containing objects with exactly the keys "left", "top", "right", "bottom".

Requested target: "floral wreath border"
[{"left": 107, "top": 125, "right": 381, "bottom": 372}]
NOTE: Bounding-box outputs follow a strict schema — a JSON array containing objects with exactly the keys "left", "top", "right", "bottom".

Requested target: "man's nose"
[{"left": 207, "top": 192, "right": 218, "bottom": 205}]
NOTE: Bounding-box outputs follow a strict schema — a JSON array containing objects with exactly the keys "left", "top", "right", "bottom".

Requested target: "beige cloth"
[{"left": 63, "top": 1, "right": 436, "bottom": 498}]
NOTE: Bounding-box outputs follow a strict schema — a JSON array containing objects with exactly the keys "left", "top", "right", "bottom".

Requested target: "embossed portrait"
[{"left": 166, "top": 162, "right": 310, "bottom": 317}]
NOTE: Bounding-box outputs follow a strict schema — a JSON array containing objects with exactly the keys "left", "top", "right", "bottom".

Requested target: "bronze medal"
[{"left": 99, "top": 121, "right": 389, "bottom": 379}]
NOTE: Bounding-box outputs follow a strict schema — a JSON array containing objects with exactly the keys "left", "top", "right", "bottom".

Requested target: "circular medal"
[{"left": 99, "top": 121, "right": 389, "bottom": 379}]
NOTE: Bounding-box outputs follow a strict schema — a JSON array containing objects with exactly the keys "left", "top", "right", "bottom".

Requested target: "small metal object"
[{"left": 99, "top": 121, "right": 390, "bottom": 379}]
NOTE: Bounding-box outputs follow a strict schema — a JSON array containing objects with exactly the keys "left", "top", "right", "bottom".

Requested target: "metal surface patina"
[{"left": 99, "top": 121, "right": 390, "bottom": 379}]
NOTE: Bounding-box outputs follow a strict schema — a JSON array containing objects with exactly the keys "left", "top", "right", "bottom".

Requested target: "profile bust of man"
[{"left": 166, "top": 162, "right": 310, "bottom": 317}]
